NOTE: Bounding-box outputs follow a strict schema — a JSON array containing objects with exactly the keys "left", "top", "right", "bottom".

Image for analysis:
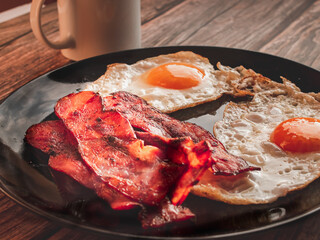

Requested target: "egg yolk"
[
  {"left": 145, "top": 63, "right": 204, "bottom": 89},
  {"left": 270, "top": 117, "right": 320, "bottom": 153}
]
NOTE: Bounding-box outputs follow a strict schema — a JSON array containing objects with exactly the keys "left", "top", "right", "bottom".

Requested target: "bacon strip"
[
  {"left": 25, "top": 120, "right": 140, "bottom": 210},
  {"left": 135, "top": 131, "right": 211, "bottom": 205},
  {"left": 139, "top": 198, "right": 195, "bottom": 228},
  {"left": 26, "top": 119, "right": 198, "bottom": 227},
  {"left": 103, "top": 91, "right": 259, "bottom": 175},
  {"left": 55, "top": 92, "right": 183, "bottom": 205}
]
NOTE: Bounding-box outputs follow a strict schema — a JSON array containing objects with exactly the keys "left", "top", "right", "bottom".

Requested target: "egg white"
[
  {"left": 84, "top": 51, "right": 234, "bottom": 113},
  {"left": 193, "top": 81, "right": 320, "bottom": 204}
]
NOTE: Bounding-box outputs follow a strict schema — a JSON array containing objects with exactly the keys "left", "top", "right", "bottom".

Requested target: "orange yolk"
[
  {"left": 270, "top": 117, "right": 320, "bottom": 153},
  {"left": 145, "top": 63, "right": 204, "bottom": 89}
]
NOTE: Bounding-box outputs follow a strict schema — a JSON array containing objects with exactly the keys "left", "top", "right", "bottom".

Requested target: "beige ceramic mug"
[{"left": 30, "top": 0, "right": 141, "bottom": 61}]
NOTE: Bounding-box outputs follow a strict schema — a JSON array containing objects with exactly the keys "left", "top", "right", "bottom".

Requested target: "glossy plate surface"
[{"left": 0, "top": 46, "right": 320, "bottom": 239}]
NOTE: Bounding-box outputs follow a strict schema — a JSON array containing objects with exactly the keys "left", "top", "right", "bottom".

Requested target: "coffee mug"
[{"left": 30, "top": 0, "right": 141, "bottom": 61}]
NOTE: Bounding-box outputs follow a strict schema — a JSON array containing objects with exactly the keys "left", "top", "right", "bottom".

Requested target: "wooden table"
[{"left": 0, "top": 0, "right": 319, "bottom": 239}]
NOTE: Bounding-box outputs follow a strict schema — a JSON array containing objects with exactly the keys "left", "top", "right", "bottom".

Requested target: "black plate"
[{"left": 0, "top": 46, "right": 320, "bottom": 239}]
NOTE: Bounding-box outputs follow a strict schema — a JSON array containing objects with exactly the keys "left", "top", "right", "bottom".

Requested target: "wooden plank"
[
  {"left": 0, "top": 3, "right": 59, "bottom": 47},
  {"left": 0, "top": 44, "right": 69, "bottom": 101},
  {"left": 181, "top": 0, "right": 315, "bottom": 50},
  {"left": 142, "top": 0, "right": 241, "bottom": 47},
  {"left": 0, "top": 5, "right": 70, "bottom": 101},
  {"left": 141, "top": 0, "right": 185, "bottom": 24},
  {"left": 260, "top": 0, "right": 320, "bottom": 70},
  {"left": 0, "top": 194, "right": 17, "bottom": 211},
  {"left": 0, "top": 205, "right": 54, "bottom": 240}
]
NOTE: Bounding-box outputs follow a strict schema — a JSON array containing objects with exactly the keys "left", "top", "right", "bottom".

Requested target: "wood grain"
[
  {"left": 0, "top": 3, "right": 58, "bottom": 47},
  {"left": 0, "top": 3, "right": 70, "bottom": 101},
  {"left": 182, "top": 0, "right": 315, "bottom": 49},
  {"left": 0, "top": 0, "right": 319, "bottom": 239},
  {"left": 142, "top": 0, "right": 241, "bottom": 47},
  {"left": 260, "top": 0, "right": 320, "bottom": 70},
  {"left": 141, "top": 0, "right": 184, "bottom": 24}
]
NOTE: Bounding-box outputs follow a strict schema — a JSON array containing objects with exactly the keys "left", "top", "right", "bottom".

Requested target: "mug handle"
[{"left": 30, "top": 0, "right": 74, "bottom": 49}]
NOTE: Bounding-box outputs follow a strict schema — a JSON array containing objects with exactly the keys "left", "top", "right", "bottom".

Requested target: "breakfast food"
[
  {"left": 192, "top": 77, "right": 320, "bottom": 204},
  {"left": 26, "top": 120, "right": 141, "bottom": 210},
  {"left": 84, "top": 51, "right": 244, "bottom": 113},
  {"left": 25, "top": 50, "right": 320, "bottom": 229},
  {"left": 26, "top": 92, "right": 205, "bottom": 227},
  {"left": 25, "top": 90, "right": 257, "bottom": 228},
  {"left": 102, "top": 91, "right": 258, "bottom": 176}
]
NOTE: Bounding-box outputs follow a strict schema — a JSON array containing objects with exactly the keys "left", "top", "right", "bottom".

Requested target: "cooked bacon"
[
  {"left": 25, "top": 120, "right": 140, "bottom": 210},
  {"left": 25, "top": 90, "right": 259, "bottom": 228},
  {"left": 135, "top": 132, "right": 211, "bottom": 205},
  {"left": 103, "top": 91, "right": 259, "bottom": 175},
  {"left": 55, "top": 92, "right": 186, "bottom": 205},
  {"left": 139, "top": 198, "right": 195, "bottom": 228},
  {"left": 25, "top": 119, "right": 198, "bottom": 227}
]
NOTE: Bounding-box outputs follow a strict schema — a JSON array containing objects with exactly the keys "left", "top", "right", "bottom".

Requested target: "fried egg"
[
  {"left": 192, "top": 79, "right": 320, "bottom": 204},
  {"left": 84, "top": 51, "right": 235, "bottom": 113}
]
